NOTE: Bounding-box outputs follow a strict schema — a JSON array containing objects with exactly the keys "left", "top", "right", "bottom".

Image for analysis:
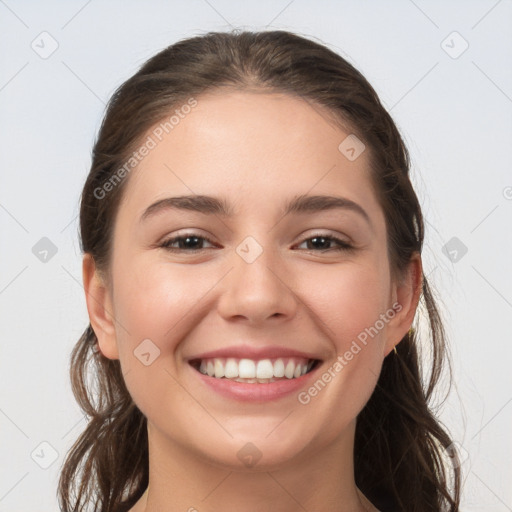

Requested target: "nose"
[{"left": 216, "top": 243, "right": 299, "bottom": 325}]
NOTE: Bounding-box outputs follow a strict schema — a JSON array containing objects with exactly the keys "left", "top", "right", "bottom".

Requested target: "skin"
[{"left": 84, "top": 90, "right": 422, "bottom": 512}]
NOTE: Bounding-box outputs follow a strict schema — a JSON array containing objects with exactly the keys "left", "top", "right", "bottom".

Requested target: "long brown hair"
[{"left": 58, "top": 30, "right": 462, "bottom": 511}]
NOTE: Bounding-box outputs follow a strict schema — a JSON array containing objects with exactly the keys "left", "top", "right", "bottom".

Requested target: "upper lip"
[{"left": 187, "top": 344, "right": 323, "bottom": 361}]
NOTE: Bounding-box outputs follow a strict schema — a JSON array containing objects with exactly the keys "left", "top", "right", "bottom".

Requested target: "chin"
[{"left": 193, "top": 432, "right": 315, "bottom": 473}]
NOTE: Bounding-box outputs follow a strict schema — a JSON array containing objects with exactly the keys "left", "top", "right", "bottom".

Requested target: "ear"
[
  {"left": 383, "top": 252, "right": 423, "bottom": 357},
  {"left": 82, "top": 253, "right": 119, "bottom": 360}
]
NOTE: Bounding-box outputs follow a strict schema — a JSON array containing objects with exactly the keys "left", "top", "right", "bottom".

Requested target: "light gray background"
[{"left": 1, "top": 1, "right": 511, "bottom": 510}]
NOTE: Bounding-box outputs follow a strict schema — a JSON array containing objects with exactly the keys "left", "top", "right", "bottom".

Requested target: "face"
[{"left": 86, "top": 90, "right": 418, "bottom": 471}]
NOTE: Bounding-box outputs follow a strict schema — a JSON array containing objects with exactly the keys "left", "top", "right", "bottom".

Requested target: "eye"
[
  {"left": 159, "top": 233, "right": 216, "bottom": 252},
  {"left": 158, "top": 232, "right": 354, "bottom": 253},
  {"left": 296, "top": 234, "right": 353, "bottom": 252}
]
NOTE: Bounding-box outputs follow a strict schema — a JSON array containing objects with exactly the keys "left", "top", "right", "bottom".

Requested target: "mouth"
[{"left": 189, "top": 357, "right": 322, "bottom": 384}]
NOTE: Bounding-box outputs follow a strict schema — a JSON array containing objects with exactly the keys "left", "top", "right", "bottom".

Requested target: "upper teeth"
[{"left": 197, "top": 357, "right": 314, "bottom": 380}]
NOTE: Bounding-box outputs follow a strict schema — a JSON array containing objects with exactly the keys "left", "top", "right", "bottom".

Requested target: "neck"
[{"left": 136, "top": 419, "right": 375, "bottom": 512}]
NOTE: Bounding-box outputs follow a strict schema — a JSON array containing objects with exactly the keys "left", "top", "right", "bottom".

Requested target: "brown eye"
[
  {"left": 297, "top": 235, "right": 353, "bottom": 252},
  {"left": 160, "top": 234, "right": 216, "bottom": 251}
]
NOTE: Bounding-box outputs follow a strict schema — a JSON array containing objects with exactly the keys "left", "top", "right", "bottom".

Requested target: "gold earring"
[{"left": 393, "top": 345, "right": 398, "bottom": 355}]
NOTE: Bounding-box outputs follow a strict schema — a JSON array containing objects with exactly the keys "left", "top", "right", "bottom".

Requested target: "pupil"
[
  {"left": 310, "top": 237, "right": 328, "bottom": 249},
  {"left": 183, "top": 236, "right": 201, "bottom": 249}
]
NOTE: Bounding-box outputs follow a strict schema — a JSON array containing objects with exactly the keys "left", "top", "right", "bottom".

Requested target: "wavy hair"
[{"left": 58, "top": 30, "right": 461, "bottom": 511}]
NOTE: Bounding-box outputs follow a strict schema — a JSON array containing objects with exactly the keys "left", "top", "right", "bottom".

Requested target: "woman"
[{"left": 58, "top": 30, "right": 462, "bottom": 511}]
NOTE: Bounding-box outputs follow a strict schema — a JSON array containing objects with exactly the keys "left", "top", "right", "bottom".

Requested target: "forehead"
[{"left": 117, "top": 90, "right": 382, "bottom": 223}]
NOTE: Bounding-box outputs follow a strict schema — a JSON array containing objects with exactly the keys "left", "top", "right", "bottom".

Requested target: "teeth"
[
  {"left": 273, "top": 359, "right": 285, "bottom": 377},
  {"left": 214, "top": 359, "right": 224, "bottom": 378},
  {"left": 196, "top": 357, "right": 316, "bottom": 381},
  {"left": 224, "top": 358, "right": 238, "bottom": 378},
  {"left": 256, "top": 360, "right": 274, "bottom": 379},
  {"left": 239, "top": 359, "right": 256, "bottom": 378},
  {"left": 284, "top": 360, "right": 295, "bottom": 379}
]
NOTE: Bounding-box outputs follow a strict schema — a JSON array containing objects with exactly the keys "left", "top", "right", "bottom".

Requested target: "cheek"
[
  {"left": 301, "top": 258, "right": 391, "bottom": 347},
  {"left": 298, "top": 258, "right": 391, "bottom": 407},
  {"left": 112, "top": 255, "right": 215, "bottom": 349},
  {"left": 109, "top": 255, "right": 216, "bottom": 419},
  {"left": 112, "top": 249, "right": 392, "bottom": 371}
]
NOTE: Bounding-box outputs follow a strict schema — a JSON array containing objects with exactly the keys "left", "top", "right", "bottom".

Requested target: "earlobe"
[
  {"left": 82, "top": 253, "right": 119, "bottom": 360},
  {"left": 384, "top": 253, "right": 423, "bottom": 357}
]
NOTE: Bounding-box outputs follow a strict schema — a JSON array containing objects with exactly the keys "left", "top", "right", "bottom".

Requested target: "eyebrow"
[{"left": 140, "top": 193, "right": 372, "bottom": 227}]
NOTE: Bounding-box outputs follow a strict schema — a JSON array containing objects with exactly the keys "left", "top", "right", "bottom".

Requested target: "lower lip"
[{"left": 189, "top": 363, "right": 321, "bottom": 402}]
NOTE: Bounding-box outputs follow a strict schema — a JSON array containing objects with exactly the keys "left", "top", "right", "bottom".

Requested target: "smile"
[{"left": 190, "top": 357, "right": 320, "bottom": 383}]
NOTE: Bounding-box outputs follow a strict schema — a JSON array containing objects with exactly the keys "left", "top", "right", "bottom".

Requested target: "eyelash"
[{"left": 159, "top": 232, "right": 354, "bottom": 253}]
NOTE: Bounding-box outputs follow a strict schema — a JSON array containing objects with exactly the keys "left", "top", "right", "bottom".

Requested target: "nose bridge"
[{"left": 217, "top": 235, "right": 297, "bottom": 323}]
